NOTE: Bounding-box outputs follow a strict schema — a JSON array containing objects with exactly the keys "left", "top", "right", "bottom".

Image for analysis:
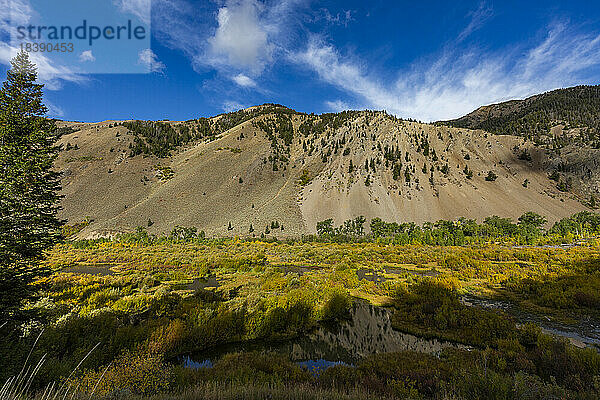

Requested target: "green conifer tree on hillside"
[{"left": 0, "top": 51, "right": 62, "bottom": 322}]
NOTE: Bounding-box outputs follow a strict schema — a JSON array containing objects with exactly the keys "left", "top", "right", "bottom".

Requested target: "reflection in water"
[
  {"left": 297, "top": 360, "right": 348, "bottom": 376},
  {"left": 187, "top": 276, "right": 220, "bottom": 291},
  {"left": 185, "top": 301, "right": 466, "bottom": 370},
  {"left": 356, "top": 268, "right": 439, "bottom": 284},
  {"left": 289, "top": 302, "right": 466, "bottom": 363},
  {"left": 462, "top": 295, "right": 600, "bottom": 349},
  {"left": 61, "top": 264, "right": 115, "bottom": 276}
]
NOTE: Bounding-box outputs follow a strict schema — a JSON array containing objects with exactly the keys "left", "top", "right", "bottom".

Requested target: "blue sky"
[{"left": 1, "top": 0, "right": 600, "bottom": 122}]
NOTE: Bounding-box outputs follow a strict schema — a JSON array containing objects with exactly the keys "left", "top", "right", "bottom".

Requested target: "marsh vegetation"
[{"left": 2, "top": 218, "right": 600, "bottom": 399}]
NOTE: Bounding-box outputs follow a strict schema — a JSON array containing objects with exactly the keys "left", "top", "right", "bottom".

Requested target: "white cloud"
[
  {"left": 137, "top": 48, "right": 166, "bottom": 73},
  {"left": 325, "top": 99, "right": 351, "bottom": 112},
  {"left": 458, "top": 1, "right": 493, "bottom": 42},
  {"left": 291, "top": 37, "right": 400, "bottom": 113},
  {"left": 222, "top": 100, "right": 246, "bottom": 112},
  {"left": 314, "top": 8, "right": 354, "bottom": 27},
  {"left": 208, "top": 0, "right": 272, "bottom": 74},
  {"left": 1, "top": 0, "right": 86, "bottom": 89},
  {"left": 152, "top": 0, "right": 305, "bottom": 82},
  {"left": 0, "top": 42, "right": 86, "bottom": 90},
  {"left": 45, "top": 99, "right": 65, "bottom": 118},
  {"left": 232, "top": 73, "right": 257, "bottom": 87},
  {"left": 78, "top": 50, "right": 96, "bottom": 62},
  {"left": 292, "top": 23, "right": 600, "bottom": 121},
  {"left": 113, "top": 0, "right": 151, "bottom": 24}
]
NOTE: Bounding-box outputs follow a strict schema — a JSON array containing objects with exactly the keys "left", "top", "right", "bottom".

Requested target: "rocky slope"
[
  {"left": 442, "top": 85, "right": 600, "bottom": 201},
  {"left": 55, "top": 104, "right": 590, "bottom": 238}
]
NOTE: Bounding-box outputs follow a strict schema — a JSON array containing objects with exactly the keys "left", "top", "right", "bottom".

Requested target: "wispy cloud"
[
  {"left": 0, "top": 42, "right": 87, "bottom": 89},
  {"left": 232, "top": 73, "right": 257, "bottom": 88},
  {"left": 45, "top": 99, "right": 65, "bottom": 118},
  {"left": 137, "top": 48, "right": 166, "bottom": 73},
  {"left": 113, "top": 0, "right": 151, "bottom": 25},
  {"left": 325, "top": 99, "right": 351, "bottom": 112},
  {"left": 1, "top": 0, "right": 86, "bottom": 89},
  {"left": 222, "top": 100, "right": 247, "bottom": 112},
  {"left": 292, "top": 22, "right": 600, "bottom": 121},
  {"left": 290, "top": 37, "right": 400, "bottom": 112},
  {"left": 78, "top": 50, "right": 96, "bottom": 62},
  {"left": 312, "top": 8, "right": 354, "bottom": 27},
  {"left": 458, "top": 1, "right": 493, "bottom": 42},
  {"left": 153, "top": 0, "right": 307, "bottom": 81}
]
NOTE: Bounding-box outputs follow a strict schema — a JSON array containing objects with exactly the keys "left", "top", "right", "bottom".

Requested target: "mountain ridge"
[
  {"left": 441, "top": 85, "right": 600, "bottom": 199},
  {"left": 55, "top": 99, "right": 592, "bottom": 238}
]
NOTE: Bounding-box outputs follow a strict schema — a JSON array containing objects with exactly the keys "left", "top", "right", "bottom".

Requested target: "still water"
[{"left": 183, "top": 301, "right": 467, "bottom": 374}]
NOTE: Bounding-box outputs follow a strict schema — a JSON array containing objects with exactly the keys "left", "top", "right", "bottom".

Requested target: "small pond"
[
  {"left": 357, "top": 267, "right": 439, "bottom": 283},
  {"left": 186, "top": 276, "right": 221, "bottom": 291},
  {"left": 61, "top": 264, "right": 116, "bottom": 276},
  {"left": 462, "top": 295, "right": 600, "bottom": 349},
  {"left": 183, "top": 301, "right": 467, "bottom": 374}
]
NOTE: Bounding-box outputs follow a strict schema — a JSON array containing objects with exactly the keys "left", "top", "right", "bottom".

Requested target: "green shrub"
[
  {"left": 73, "top": 350, "right": 174, "bottom": 396},
  {"left": 210, "top": 352, "right": 311, "bottom": 384},
  {"left": 320, "top": 291, "right": 352, "bottom": 321}
]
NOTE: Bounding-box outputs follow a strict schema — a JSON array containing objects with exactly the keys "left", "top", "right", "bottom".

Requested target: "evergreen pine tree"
[{"left": 0, "top": 51, "right": 62, "bottom": 322}]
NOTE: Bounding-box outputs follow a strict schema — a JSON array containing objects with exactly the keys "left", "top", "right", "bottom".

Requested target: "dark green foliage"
[
  {"left": 125, "top": 121, "right": 192, "bottom": 157},
  {"left": 128, "top": 104, "right": 299, "bottom": 158},
  {"left": 392, "top": 281, "right": 515, "bottom": 347},
  {"left": 298, "top": 111, "right": 361, "bottom": 137},
  {"left": 316, "top": 217, "right": 366, "bottom": 239},
  {"left": 463, "top": 165, "right": 473, "bottom": 179},
  {"left": 549, "top": 170, "right": 560, "bottom": 181},
  {"left": 392, "top": 163, "right": 403, "bottom": 180},
  {"left": 316, "top": 219, "right": 334, "bottom": 236},
  {"left": 390, "top": 281, "right": 600, "bottom": 397},
  {"left": 550, "top": 211, "right": 600, "bottom": 236},
  {"left": 485, "top": 171, "right": 498, "bottom": 181},
  {"left": 55, "top": 126, "right": 79, "bottom": 136},
  {"left": 317, "top": 211, "right": 600, "bottom": 245},
  {"left": 169, "top": 226, "right": 201, "bottom": 241},
  {"left": 518, "top": 148, "right": 532, "bottom": 161},
  {"left": 208, "top": 352, "right": 311, "bottom": 384},
  {"left": 370, "top": 212, "right": 576, "bottom": 246},
  {"left": 0, "top": 51, "right": 62, "bottom": 322},
  {"left": 321, "top": 292, "right": 352, "bottom": 321},
  {"left": 557, "top": 179, "right": 570, "bottom": 192},
  {"left": 254, "top": 113, "right": 294, "bottom": 170},
  {"left": 507, "top": 268, "right": 600, "bottom": 310},
  {"left": 516, "top": 212, "right": 547, "bottom": 242}
]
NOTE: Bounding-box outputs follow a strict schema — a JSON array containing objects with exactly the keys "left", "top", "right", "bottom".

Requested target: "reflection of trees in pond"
[
  {"left": 462, "top": 295, "right": 600, "bottom": 348},
  {"left": 294, "top": 302, "right": 466, "bottom": 364},
  {"left": 189, "top": 302, "right": 466, "bottom": 367}
]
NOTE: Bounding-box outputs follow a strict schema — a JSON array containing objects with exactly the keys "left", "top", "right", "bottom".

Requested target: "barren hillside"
[
  {"left": 55, "top": 105, "right": 590, "bottom": 238},
  {"left": 442, "top": 85, "right": 600, "bottom": 200}
]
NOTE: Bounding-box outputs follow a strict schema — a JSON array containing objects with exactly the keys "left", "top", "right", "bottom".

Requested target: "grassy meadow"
[{"left": 2, "top": 226, "right": 600, "bottom": 399}]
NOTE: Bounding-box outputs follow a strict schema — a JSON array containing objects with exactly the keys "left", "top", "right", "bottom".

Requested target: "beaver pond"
[{"left": 184, "top": 297, "right": 600, "bottom": 375}]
